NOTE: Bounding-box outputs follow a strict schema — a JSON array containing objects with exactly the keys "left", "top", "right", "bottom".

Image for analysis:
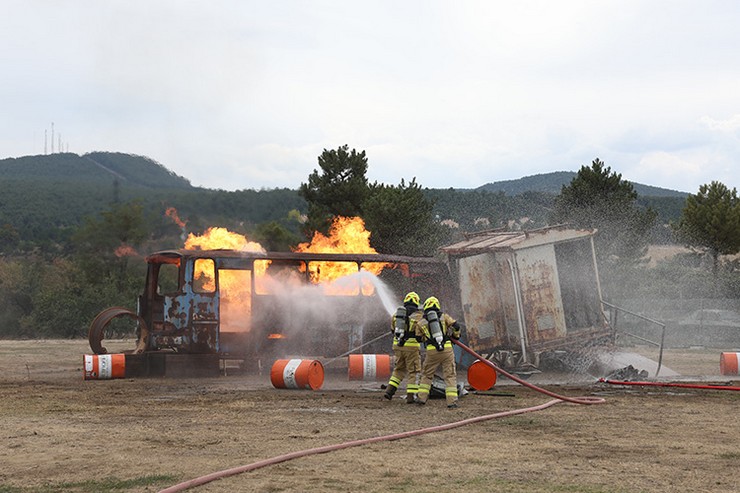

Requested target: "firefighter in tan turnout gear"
[
  {"left": 383, "top": 292, "right": 423, "bottom": 403},
  {"left": 416, "top": 296, "right": 462, "bottom": 408}
]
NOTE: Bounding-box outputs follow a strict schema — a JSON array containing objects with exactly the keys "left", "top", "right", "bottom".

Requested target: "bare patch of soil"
[{"left": 1, "top": 340, "right": 738, "bottom": 493}]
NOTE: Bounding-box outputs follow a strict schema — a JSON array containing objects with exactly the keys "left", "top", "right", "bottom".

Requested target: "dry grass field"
[{"left": 1, "top": 339, "right": 739, "bottom": 493}]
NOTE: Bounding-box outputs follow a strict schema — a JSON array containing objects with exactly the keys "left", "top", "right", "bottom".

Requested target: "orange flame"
[
  {"left": 294, "top": 216, "right": 386, "bottom": 294},
  {"left": 183, "top": 228, "right": 267, "bottom": 333},
  {"left": 184, "top": 227, "right": 267, "bottom": 291},
  {"left": 115, "top": 245, "right": 137, "bottom": 257},
  {"left": 165, "top": 207, "right": 187, "bottom": 228},
  {"left": 179, "top": 219, "right": 386, "bottom": 332},
  {"left": 185, "top": 227, "right": 265, "bottom": 252}
]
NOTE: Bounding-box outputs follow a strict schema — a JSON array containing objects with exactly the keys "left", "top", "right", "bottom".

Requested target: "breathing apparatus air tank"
[
  {"left": 394, "top": 306, "right": 408, "bottom": 346},
  {"left": 426, "top": 310, "right": 444, "bottom": 351}
]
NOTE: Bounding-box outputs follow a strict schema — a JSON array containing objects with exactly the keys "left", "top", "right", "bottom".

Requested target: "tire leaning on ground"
[{"left": 88, "top": 306, "right": 149, "bottom": 355}]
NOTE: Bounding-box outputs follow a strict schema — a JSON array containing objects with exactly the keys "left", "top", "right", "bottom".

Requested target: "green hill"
[
  {"left": 0, "top": 152, "right": 304, "bottom": 250},
  {"left": 0, "top": 152, "right": 193, "bottom": 189},
  {"left": 477, "top": 171, "right": 689, "bottom": 198},
  {"left": 0, "top": 153, "right": 690, "bottom": 252}
]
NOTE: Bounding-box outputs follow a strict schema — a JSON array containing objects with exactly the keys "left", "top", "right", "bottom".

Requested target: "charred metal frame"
[
  {"left": 89, "top": 249, "right": 453, "bottom": 364},
  {"left": 602, "top": 300, "right": 667, "bottom": 376}
]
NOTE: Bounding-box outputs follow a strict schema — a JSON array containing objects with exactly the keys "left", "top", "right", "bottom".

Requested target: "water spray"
[
  {"left": 353, "top": 270, "right": 397, "bottom": 315},
  {"left": 323, "top": 331, "right": 391, "bottom": 366}
]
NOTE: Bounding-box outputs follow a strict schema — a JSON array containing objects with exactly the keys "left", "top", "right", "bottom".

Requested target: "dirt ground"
[{"left": 1, "top": 340, "right": 739, "bottom": 493}]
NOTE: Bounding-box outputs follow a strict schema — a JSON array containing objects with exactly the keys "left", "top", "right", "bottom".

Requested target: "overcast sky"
[{"left": 2, "top": 1, "right": 739, "bottom": 193}]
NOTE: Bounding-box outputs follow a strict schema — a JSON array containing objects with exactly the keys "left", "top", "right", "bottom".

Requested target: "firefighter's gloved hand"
[{"left": 450, "top": 322, "right": 462, "bottom": 339}]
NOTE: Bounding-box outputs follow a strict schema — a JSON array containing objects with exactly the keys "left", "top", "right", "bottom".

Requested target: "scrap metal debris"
[{"left": 605, "top": 365, "right": 649, "bottom": 381}]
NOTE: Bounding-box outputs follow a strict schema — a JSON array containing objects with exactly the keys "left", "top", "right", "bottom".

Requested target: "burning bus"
[
  {"left": 88, "top": 219, "right": 455, "bottom": 376},
  {"left": 87, "top": 220, "right": 615, "bottom": 377}
]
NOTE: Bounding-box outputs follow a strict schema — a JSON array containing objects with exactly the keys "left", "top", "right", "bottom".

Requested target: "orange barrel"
[
  {"left": 83, "top": 354, "right": 125, "bottom": 380},
  {"left": 467, "top": 360, "right": 497, "bottom": 391},
  {"left": 720, "top": 352, "right": 740, "bottom": 375},
  {"left": 348, "top": 354, "right": 392, "bottom": 381},
  {"left": 270, "top": 359, "right": 324, "bottom": 390}
]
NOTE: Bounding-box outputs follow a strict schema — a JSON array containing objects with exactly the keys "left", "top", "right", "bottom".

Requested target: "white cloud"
[
  {"left": 3, "top": 1, "right": 740, "bottom": 193},
  {"left": 700, "top": 115, "right": 740, "bottom": 134},
  {"left": 636, "top": 152, "right": 703, "bottom": 182},
  {"left": 627, "top": 148, "right": 738, "bottom": 194}
]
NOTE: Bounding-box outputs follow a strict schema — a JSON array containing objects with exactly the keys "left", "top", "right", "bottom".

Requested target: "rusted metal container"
[{"left": 441, "top": 226, "right": 613, "bottom": 371}]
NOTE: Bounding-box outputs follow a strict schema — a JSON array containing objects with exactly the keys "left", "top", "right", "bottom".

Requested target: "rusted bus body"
[
  {"left": 441, "top": 226, "right": 612, "bottom": 368},
  {"left": 96, "top": 249, "right": 452, "bottom": 362}
]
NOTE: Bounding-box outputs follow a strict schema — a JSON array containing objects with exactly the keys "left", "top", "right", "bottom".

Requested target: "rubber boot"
[
  {"left": 406, "top": 393, "right": 416, "bottom": 404},
  {"left": 383, "top": 385, "right": 397, "bottom": 400}
]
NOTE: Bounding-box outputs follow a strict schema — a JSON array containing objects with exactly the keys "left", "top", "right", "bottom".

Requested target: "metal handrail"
[{"left": 601, "top": 300, "right": 666, "bottom": 377}]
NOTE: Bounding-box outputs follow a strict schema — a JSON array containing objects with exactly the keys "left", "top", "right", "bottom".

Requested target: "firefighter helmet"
[
  {"left": 423, "top": 296, "right": 441, "bottom": 312},
  {"left": 403, "top": 291, "right": 420, "bottom": 307}
]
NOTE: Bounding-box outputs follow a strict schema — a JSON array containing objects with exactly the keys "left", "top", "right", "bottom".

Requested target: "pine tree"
[{"left": 674, "top": 181, "right": 740, "bottom": 278}]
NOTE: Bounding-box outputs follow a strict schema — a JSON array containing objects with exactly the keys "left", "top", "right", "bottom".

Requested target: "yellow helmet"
[
  {"left": 423, "top": 296, "right": 440, "bottom": 311},
  {"left": 403, "top": 291, "right": 420, "bottom": 307}
]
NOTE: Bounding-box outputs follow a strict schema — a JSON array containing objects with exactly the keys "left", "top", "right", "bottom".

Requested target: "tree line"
[{"left": 0, "top": 148, "right": 737, "bottom": 339}]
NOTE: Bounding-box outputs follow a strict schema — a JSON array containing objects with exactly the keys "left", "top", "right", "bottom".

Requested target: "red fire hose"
[
  {"left": 454, "top": 339, "right": 605, "bottom": 405},
  {"left": 159, "top": 340, "right": 604, "bottom": 492},
  {"left": 599, "top": 378, "right": 740, "bottom": 391}
]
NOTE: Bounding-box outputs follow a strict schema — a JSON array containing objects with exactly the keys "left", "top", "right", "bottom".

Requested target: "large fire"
[
  {"left": 184, "top": 226, "right": 267, "bottom": 290},
  {"left": 294, "top": 216, "right": 387, "bottom": 295},
  {"left": 180, "top": 217, "right": 386, "bottom": 331},
  {"left": 184, "top": 227, "right": 267, "bottom": 333},
  {"left": 185, "top": 226, "right": 265, "bottom": 253}
]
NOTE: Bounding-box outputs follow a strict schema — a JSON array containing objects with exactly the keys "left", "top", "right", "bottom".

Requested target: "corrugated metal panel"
[
  {"left": 514, "top": 245, "right": 567, "bottom": 345},
  {"left": 457, "top": 253, "right": 508, "bottom": 348},
  {"left": 441, "top": 232, "right": 525, "bottom": 255},
  {"left": 456, "top": 252, "right": 524, "bottom": 351},
  {"left": 441, "top": 226, "right": 595, "bottom": 256},
  {"left": 511, "top": 228, "right": 594, "bottom": 250}
]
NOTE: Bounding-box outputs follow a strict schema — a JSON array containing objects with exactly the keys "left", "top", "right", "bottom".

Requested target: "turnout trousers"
[
  {"left": 417, "top": 345, "right": 457, "bottom": 406},
  {"left": 386, "top": 344, "right": 421, "bottom": 399}
]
